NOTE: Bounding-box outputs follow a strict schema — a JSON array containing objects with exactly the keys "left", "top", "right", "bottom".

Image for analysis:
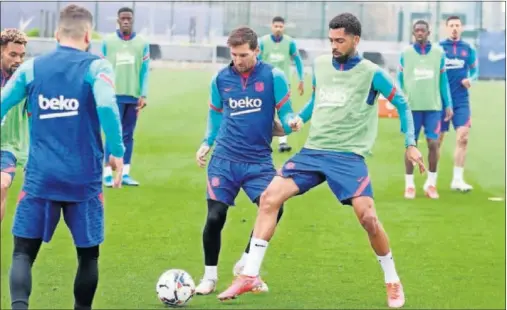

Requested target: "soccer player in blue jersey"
[
  {"left": 194, "top": 26, "right": 298, "bottom": 295},
  {"left": 439, "top": 15, "right": 478, "bottom": 192},
  {"left": 0, "top": 5, "right": 125, "bottom": 309},
  {"left": 258, "top": 16, "right": 305, "bottom": 153},
  {"left": 398, "top": 20, "right": 453, "bottom": 199},
  {"left": 218, "top": 13, "right": 425, "bottom": 308},
  {"left": 102, "top": 7, "right": 150, "bottom": 187}
]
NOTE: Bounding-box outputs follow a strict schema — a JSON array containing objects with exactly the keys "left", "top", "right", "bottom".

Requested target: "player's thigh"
[
  {"left": 242, "top": 163, "right": 276, "bottom": 203},
  {"left": 63, "top": 193, "right": 104, "bottom": 248},
  {"left": 280, "top": 150, "right": 326, "bottom": 195},
  {"left": 12, "top": 192, "right": 62, "bottom": 243},
  {"left": 206, "top": 156, "right": 241, "bottom": 206},
  {"left": 122, "top": 104, "right": 139, "bottom": 137},
  {"left": 1, "top": 150, "right": 17, "bottom": 187},
  {"left": 411, "top": 111, "right": 424, "bottom": 142},
  {"left": 422, "top": 111, "right": 442, "bottom": 141},
  {"left": 324, "top": 153, "right": 373, "bottom": 206}
]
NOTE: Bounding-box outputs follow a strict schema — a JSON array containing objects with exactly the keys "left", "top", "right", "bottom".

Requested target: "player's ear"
[
  {"left": 353, "top": 35, "right": 360, "bottom": 46},
  {"left": 55, "top": 30, "right": 60, "bottom": 43},
  {"left": 254, "top": 46, "right": 260, "bottom": 55}
]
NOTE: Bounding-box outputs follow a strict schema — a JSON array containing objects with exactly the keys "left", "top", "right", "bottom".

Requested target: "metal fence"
[{"left": 1, "top": 1, "right": 505, "bottom": 43}]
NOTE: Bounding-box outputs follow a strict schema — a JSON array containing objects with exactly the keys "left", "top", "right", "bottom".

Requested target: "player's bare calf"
[{"left": 0, "top": 172, "right": 12, "bottom": 221}]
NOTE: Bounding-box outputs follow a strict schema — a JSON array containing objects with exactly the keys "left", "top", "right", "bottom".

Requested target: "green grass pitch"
[{"left": 1, "top": 68, "right": 505, "bottom": 309}]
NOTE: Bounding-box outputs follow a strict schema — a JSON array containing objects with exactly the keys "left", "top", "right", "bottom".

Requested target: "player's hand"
[
  {"left": 108, "top": 155, "right": 124, "bottom": 188},
  {"left": 461, "top": 78, "right": 471, "bottom": 89},
  {"left": 289, "top": 115, "right": 303, "bottom": 132},
  {"left": 298, "top": 81, "right": 304, "bottom": 96},
  {"left": 196, "top": 144, "right": 211, "bottom": 168},
  {"left": 136, "top": 97, "right": 147, "bottom": 111},
  {"left": 405, "top": 145, "right": 426, "bottom": 174},
  {"left": 444, "top": 107, "right": 454, "bottom": 122}
]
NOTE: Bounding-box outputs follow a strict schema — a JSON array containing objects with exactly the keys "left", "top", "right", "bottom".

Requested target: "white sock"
[
  {"left": 453, "top": 166, "right": 464, "bottom": 182},
  {"left": 242, "top": 238, "right": 268, "bottom": 277},
  {"left": 238, "top": 252, "right": 248, "bottom": 266},
  {"left": 204, "top": 266, "right": 217, "bottom": 280},
  {"left": 123, "top": 164, "right": 130, "bottom": 176},
  {"left": 427, "top": 171, "right": 437, "bottom": 186},
  {"left": 377, "top": 251, "right": 400, "bottom": 283},
  {"left": 278, "top": 136, "right": 288, "bottom": 144},
  {"left": 405, "top": 174, "right": 414, "bottom": 189},
  {"left": 103, "top": 166, "right": 112, "bottom": 178}
]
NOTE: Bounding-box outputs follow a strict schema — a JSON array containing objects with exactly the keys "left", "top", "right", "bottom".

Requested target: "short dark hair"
[
  {"left": 272, "top": 16, "right": 285, "bottom": 24},
  {"left": 446, "top": 15, "right": 461, "bottom": 24},
  {"left": 227, "top": 26, "right": 258, "bottom": 50},
  {"left": 118, "top": 7, "right": 134, "bottom": 16},
  {"left": 413, "top": 20, "right": 430, "bottom": 30},
  {"left": 58, "top": 4, "right": 93, "bottom": 39},
  {"left": 0, "top": 28, "right": 27, "bottom": 47},
  {"left": 329, "top": 13, "right": 361, "bottom": 37}
]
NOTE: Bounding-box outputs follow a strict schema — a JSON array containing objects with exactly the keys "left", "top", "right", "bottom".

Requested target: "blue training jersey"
[
  {"left": 1, "top": 45, "right": 125, "bottom": 202},
  {"left": 440, "top": 39, "right": 478, "bottom": 105},
  {"left": 203, "top": 60, "right": 295, "bottom": 163}
]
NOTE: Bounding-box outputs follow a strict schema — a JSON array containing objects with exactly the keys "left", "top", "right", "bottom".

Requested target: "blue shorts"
[
  {"left": 441, "top": 105, "right": 471, "bottom": 132},
  {"left": 412, "top": 111, "right": 442, "bottom": 141},
  {"left": 1, "top": 150, "right": 17, "bottom": 182},
  {"left": 12, "top": 192, "right": 105, "bottom": 248},
  {"left": 206, "top": 156, "right": 276, "bottom": 206},
  {"left": 280, "top": 148, "right": 373, "bottom": 206}
]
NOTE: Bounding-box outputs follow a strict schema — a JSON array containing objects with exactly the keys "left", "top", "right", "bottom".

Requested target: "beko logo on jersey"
[
  {"left": 38, "top": 95, "right": 79, "bottom": 119},
  {"left": 413, "top": 68, "right": 435, "bottom": 81},
  {"left": 228, "top": 97, "right": 262, "bottom": 116},
  {"left": 445, "top": 58, "right": 465, "bottom": 70},
  {"left": 318, "top": 86, "right": 348, "bottom": 107}
]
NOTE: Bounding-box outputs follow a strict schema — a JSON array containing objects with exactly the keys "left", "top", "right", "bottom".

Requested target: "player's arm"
[
  {"left": 88, "top": 59, "right": 125, "bottom": 158},
  {"left": 298, "top": 66, "right": 316, "bottom": 122},
  {"left": 139, "top": 43, "right": 150, "bottom": 98},
  {"left": 257, "top": 39, "right": 264, "bottom": 60},
  {"left": 203, "top": 74, "right": 223, "bottom": 147},
  {"left": 289, "top": 40, "right": 304, "bottom": 82},
  {"left": 272, "top": 68, "right": 295, "bottom": 134},
  {"left": 0, "top": 59, "right": 32, "bottom": 119},
  {"left": 100, "top": 40, "right": 107, "bottom": 58},
  {"left": 439, "top": 54, "right": 453, "bottom": 109},
  {"left": 467, "top": 45, "right": 479, "bottom": 81},
  {"left": 396, "top": 53, "right": 405, "bottom": 89},
  {"left": 372, "top": 69, "right": 416, "bottom": 147}
]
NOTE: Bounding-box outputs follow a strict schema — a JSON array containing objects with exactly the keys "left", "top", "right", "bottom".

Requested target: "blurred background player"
[
  {"left": 0, "top": 4, "right": 125, "bottom": 309},
  {"left": 194, "top": 26, "right": 297, "bottom": 295},
  {"left": 439, "top": 15, "right": 478, "bottom": 192},
  {"left": 0, "top": 28, "right": 28, "bottom": 221},
  {"left": 398, "top": 20, "right": 453, "bottom": 200},
  {"left": 259, "top": 16, "right": 305, "bottom": 153},
  {"left": 218, "top": 13, "right": 424, "bottom": 308},
  {"left": 102, "top": 6, "right": 150, "bottom": 187}
]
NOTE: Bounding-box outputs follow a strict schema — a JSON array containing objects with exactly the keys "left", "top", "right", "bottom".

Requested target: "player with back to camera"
[
  {"left": 1, "top": 4, "right": 125, "bottom": 309},
  {"left": 0, "top": 28, "right": 29, "bottom": 222},
  {"left": 438, "top": 15, "right": 478, "bottom": 192},
  {"left": 218, "top": 13, "right": 425, "bottom": 308},
  {"left": 194, "top": 26, "right": 300, "bottom": 295}
]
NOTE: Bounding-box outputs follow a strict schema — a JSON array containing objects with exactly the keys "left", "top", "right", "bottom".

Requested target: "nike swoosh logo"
[
  {"left": 254, "top": 244, "right": 266, "bottom": 247},
  {"left": 488, "top": 51, "right": 506, "bottom": 62}
]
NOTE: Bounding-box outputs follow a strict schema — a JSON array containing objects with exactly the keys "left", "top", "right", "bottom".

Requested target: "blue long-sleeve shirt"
[
  {"left": 101, "top": 30, "right": 150, "bottom": 104},
  {"left": 203, "top": 60, "right": 295, "bottom": 163},
  {"left": 397, "top": 42, "right": 453, "bottom": 109},
  {"left": 1, "top": 45, "right": 124, "bottom": 201},
  {"left": 258, "top": 35, "right": 304, "bottom": 82},
  {"left": 440, "top": 38, "right": 478, "bottom": 106},
  {"left": 298, "top": 54, "right": 416, "bottom": 147}
]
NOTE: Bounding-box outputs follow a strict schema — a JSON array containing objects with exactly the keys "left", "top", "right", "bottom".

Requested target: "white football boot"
[
  {"left": 195, "top": 279, "right": 216, "bottom": 295},
  {"left": 451, "top": 180, "right": 473, "bottom": 192}
]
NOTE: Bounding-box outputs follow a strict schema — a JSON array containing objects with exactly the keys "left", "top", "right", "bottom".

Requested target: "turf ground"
[{"left": 1, "top": 68, "right": 505, "bottom": 309}]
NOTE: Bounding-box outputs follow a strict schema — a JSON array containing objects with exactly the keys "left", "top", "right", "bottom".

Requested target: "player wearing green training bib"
[
  {"left": 397, "top": 20, "right": 453, "bottom": 200},
  {"left": 218, "top": 14, "right": 426, "bottom": 307},
  {"left": 101, "top": 6, "right": 150, "bottom": 187},
  {"left": 259, "top": 16, "right": 305, "bottom": 153},
  {"left": 0, "top": 28, "right": 29, "bottom": 221}
]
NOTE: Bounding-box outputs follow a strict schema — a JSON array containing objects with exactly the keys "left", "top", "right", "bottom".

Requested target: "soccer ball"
[{"left": 156, "top": 269, "right": 196, "bottom": 307}]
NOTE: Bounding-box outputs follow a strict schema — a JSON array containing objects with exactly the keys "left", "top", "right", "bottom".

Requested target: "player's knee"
[
  {"left": 360, "top": 211, "right": 379, "bottom": 236},
  {"left": 77, "top": 245, "right": 99, "bottom": 261},
  {"left": 259, "top": 189, "right": 283, "bottom": 214},
  {"left": 428, "top": 140, "right": 439, "bottom": 152},
  {"left": 205, "top": 200, "right": 228, "bottom": 229},
  {"left": 13, "top": 237, "right": 42, "bottom": 263},
  {"left": 458, "top": 133, "right": 469, "bottom": 147},
  {"left": 0, "top": 173, "right": 11, "bottom": 192}
]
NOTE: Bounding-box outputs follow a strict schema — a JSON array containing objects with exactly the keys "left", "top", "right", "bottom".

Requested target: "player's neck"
[
  {"left": 448, "top": 37, "right": 461, "bottom": 42},
  {"left": 58, "top": 40, "right": 87, "bottom": 52}
]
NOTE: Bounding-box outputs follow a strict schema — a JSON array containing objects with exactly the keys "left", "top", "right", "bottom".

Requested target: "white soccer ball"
[{"left": 156, "top": 269, "right": 196, "bottom": 307}]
